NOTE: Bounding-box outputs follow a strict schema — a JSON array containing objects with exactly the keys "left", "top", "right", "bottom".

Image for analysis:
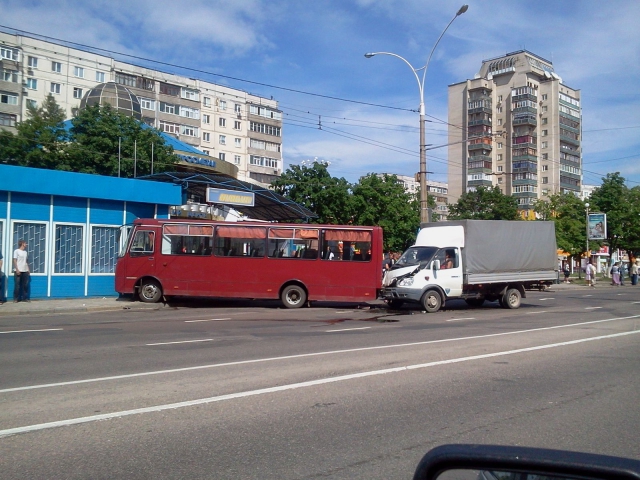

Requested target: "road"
[{"left": 1, "top": 287, "right": 639, "bottom": 479}]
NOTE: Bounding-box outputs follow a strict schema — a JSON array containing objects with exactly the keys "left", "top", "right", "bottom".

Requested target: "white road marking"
[
  {"left": 539, "top": 298, "right": 555, "bottom": 301},
  {"left": 526, "top": 311, "right": 548, "bottom": 315},
  {"left": 3, "top": 313, "right": 640, "bottom": 394},
  {"left": 2, "top": 329, "right": 638, "bottom": 438},
  {"left": 446, "top": 318, "right": 475, "bottom": 322},
  {"left": 145, "top": 339, "right": 214, "bottom": 346},
  {"left": 326, "top": 327, "right": 371, "bottom": 332},
  {"left": 0, "top": 328, "right": 63, "bottom": 334},
  {"left": 184, "top": 318, "right": 231, "bottom": 323},
  {"left": 583, "top": 295, "right": 593, "bottom": 297},
  {"left": 585, "top": 307, "right": 603, "bottom": 310}
]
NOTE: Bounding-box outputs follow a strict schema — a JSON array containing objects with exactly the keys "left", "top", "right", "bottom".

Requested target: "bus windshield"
[{"left": 117, "top": 225, "right": 133, "bottom": 258}]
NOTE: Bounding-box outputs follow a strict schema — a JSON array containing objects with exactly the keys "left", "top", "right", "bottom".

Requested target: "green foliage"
[
  {"left": 271, "top": 160, "right": 354, "bottom": 224},
  {"left": 0, "top": 96, "right": 177, "bottom": 177},
  {"left": 447, "top": 186, "right": 520, "bottom": 220},
  {"left": 66, "top": 104, "right": 177, "bottom": 177},
  {"left": 533, "top": 193, "right": 588, "bottom": 258},
  {"left": 589, "top": 172, "right": 640, "bottom": 258},
  {"left": 352, "top": 174, "right": 420, "bottom": 251},
  {"left": 0, "top": 94, "right": 68, "bottom": 169}
]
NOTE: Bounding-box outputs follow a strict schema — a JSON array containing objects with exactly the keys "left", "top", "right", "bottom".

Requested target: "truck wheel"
[
  {"left": 387, "top": 299, "right": 404, "bottom": 309},
  {"left": 421, "top": 290, "right": 442, "bottom": 313},
  {"left": 281, "top": 285, "right": 307, "bottom": 309},
  {"left": 465, "top": 298, "right": 485, "bottom": 308},
  {"left": 138, "top": 279, "right": 162, "bottom": 303},
  {"left": 502, "top": 288, "right": 521, "bottom": 309}
]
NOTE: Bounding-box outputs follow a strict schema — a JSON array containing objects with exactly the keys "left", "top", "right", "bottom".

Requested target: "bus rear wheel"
[
  {"left": 281, "top": 285, "right": 307, "bottom": 309},
  {"left": 139, "top": 279, "right": 162, "bottom": 303}
]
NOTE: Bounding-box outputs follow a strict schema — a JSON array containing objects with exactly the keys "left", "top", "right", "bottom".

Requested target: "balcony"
[
  {"left": 468, "top": 118, "right": 492, "bottom": 127},
  {"left": 512, "top": 115, "right": 537, "bottom": 126},
  {"left": 512, "top": 106, "right": 537, "bottom": 115},
  {"left": 468, "top": 179, "right": 493, "bottom": 187},
  {"left": 560, "top": 135, "right": 580, "bottom": 147},
  {"left": 468, "top": 142, "right": 492, "bottom": 152},
  {"left": 512, "top": 178, "right": 538, "bottom": 186},
  {"left": 468, "top": 106, "right": 492, "bottom": 115},
  {"left": 512, "top": 93, "right": 538, "bottom": 103}
]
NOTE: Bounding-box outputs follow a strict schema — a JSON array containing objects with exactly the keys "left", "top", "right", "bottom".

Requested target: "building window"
[
  {"left": 90, "top": 226, "right": 119, "bottom": 274},
  {"left": 159, "top": 82, "right": 180, "bottom": 96},
  {"left": 542, "top": 165, "right": 549, "bottom": 171},
  {"left": 159, "top": 102, "right": 176, "bottom": 115},
  {"left": 54, "top": 224, "right": 84, "bottom": 274},
  {"left": 179, "top": 106, "right": 200, "bottom": 119},
  {"left": 159, "top": 121, "right": 180, "bottom": 134},
  {"left": 497, "top": 142, "right": 503, "bottom": 149},
  {"left": 234, "top": 138, "right": 241, "bottom": 148},
  {"left": 116, "top": 72, "right": 136, "bottom": 87},
  {"left": 181, "top": 88, "right": 199, "bottom": 101},
  {"left": 541, "top": 94, "right": 548, "bottom": 101},
  {"left": 203, "top": 97, "right": 211, "bottom": 107},
  {"left": 542, "top": 153, "right": 549, "bottom": 160},
  {"left": 497, "top": 118, "right": 502, "bottom": 126},
  {"left": 542, "top": 129, "right": 548, "bottom": 136},
  {"left": 202, "top": 149, "right": 210, "bottom": 155},
  {"left": 249, "top": 104, "right": 282, "bottom": 120},
  {"left": 25, "top": 78, "right": 37, "bottom": 90},
  {"left": 2, "top": 69, "right": 18, "bottom": 82},
  {"left": 180, "top": 125, "right": 199, "bottom": 137},
  {"left": 219, "top": 153, "right": 226, "bottom": 161},
  {"left": 218, "top": 99, "right": 227, "bottom": 110},
  {"left": 542, "top": 106, "right": 548, "bottom": 113},
  {"left": 497, "top": 95, "right": 503, "bottom": 102},
  {"left": 234, "top": 155, "right": 241, "bottom": 165},
  {"left": 73, "top": 87, "right": 83, "bottom": 99},
  {"left": 542, "top": 177, "right": 549, "bottom": 184},
  {"left": 249, "top": 121, "right": 281, "bottom": 137},
  {"left": 234, "top": 120, "right": 241, "bottom": 130},
  {"left": 497, "top": 154, "right": 503, "bottom": 161},
  {"left": 13, "top": 222, "right": 47, "bottom": 274},
  {"left": 26, "top": 99, "right": 37, "bottom": 109},
  {"left": 219, "top": 117, "right": 226, "bottom": 127},
  {"left": 1, "top": 92, "right": 19, "bottom": 105},
  {"left": 74, "top": 66, "right": 85, "bottom": 78},
  {"left": 541, "top": 141, "right": 548, "bottom": 148},
  {"left": 497, "top": 177, "right": 503, "bottom": 184},
  {"left": 496, "top": 107, "right": 502, "bottom": 113},
  {"left": 96, "top": 71, "right": 105, "bottom": 82},
  {"left": 202, "top": 114, "right": 210, "bottom": 124},
  {"left": 497, "top": 166, "right": 503, "bottom": 172},
  {"left": 49, "top": 82, "right": 61, "bottom": 95},
  {"left": 541, "top": 117, "right": 548, "bottom": 125},
  {"left": 28, "top": 56, "right": 38, "bottom": 68},
  {"left": 0, "top": 112, "right": 17, "bottom": 127},
  {"left": 140, "top": 98, "right": 156, "bottom": 110},
  {"left": 51, "top": 61, "right": 62, "bottom": 73},
  {"left": 203, "top": 132, "right": 210, "bottom": 142},
  {"left": 219, "top": 135, "right": 226, "bottom": 145},
  {"left": 1, "top": 47, "right": 19, "bottom": 61}
]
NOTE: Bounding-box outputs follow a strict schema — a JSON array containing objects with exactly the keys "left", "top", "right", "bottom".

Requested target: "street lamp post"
[
  {"left": 365, "top": 4, "right": 468, "bottom": 224},
  {"left": 585, "top": 202, "right": 590, "bottom": 266}
]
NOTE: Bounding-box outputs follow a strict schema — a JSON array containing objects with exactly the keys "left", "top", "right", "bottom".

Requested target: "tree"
[
  {"left": 66, "top": 104, "right": 177, "bottom": 177},
  {"left": 588, "top": 172, "right": 639, "bottom": 260},
  {"left": 447, "top": 186, "right": 520, "bottom": 220},
  {"left": 351, "top": 174, "right": 420, "bottom": 251},
  {"left": 0, "top": 94, "right": 68, "bottom": 168},
  {"left": 270, "top": 160, "right": 354, "bottom": 224},
  {"left": 534, "top": 193, "right": 588, "bottom": 270}
]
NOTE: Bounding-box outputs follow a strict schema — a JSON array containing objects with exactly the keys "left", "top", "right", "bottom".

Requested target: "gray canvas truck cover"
[{"left": 419, "top": 220, "right": 557, "bottom": 284}]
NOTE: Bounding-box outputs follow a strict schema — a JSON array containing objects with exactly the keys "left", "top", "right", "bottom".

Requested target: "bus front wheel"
[
  {"left": 281, "top": 285, "right": 307, "bottom": 309},
  {"left": 139, "top": 279, "right": 162, "bottom": 303}
]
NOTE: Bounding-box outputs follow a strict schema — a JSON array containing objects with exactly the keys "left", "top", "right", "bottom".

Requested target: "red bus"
[{"left": 115, "top": 218, "right": 383, "bottom": 308}]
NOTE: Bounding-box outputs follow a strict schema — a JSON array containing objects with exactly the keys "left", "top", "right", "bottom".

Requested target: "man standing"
[
  {"left": 13, "top": 239, "right": 30, "bottom": 302},
  {"left": 0, "top": 251, "right": 6, "bottom": 305},
  {"left": 585, "top": 260, "right": 596, "bottom": 288}
]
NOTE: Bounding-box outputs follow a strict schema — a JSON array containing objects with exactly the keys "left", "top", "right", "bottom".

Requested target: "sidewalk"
[{"left": 0, "top": 296, "right": 162, "bottom": 316}]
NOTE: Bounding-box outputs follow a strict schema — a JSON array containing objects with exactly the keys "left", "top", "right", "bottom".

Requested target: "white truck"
[{"left": 381, "top": 220, "right": 558, "bottom": 312}]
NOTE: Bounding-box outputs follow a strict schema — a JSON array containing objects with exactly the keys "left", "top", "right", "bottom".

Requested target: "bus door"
[{"left": 126, "top": 227, "right": 158, "bottom": 283}]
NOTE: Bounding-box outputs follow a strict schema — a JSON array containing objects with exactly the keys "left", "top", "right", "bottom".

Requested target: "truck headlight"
[{"left": 398, "top": 277, "right": 414, "bottom": 287}]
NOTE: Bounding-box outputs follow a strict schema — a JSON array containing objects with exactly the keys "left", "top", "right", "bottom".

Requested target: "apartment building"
[
  {"left": 0, "top": 30, "right": 283, "bottom": 186},
  {"left": 377, "top": 173, "right": 449, "bottom": 219},
  {"left": 448, "top": 50, "right": 582, "bottom": 213}
]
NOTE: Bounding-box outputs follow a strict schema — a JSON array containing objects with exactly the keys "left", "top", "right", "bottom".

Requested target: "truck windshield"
[{"left": 393, "top": 246, "right": 437, "bottom": 268}]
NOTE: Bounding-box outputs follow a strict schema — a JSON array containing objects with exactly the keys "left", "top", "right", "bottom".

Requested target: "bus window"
[
  {"left": 130, "top": 230, "right": 155, "bottom": 257},
  {"left": 161, "top": 224, "right": 213, "bottom": 255},
  {"left": 322, "top": 229, "right": 372, "bottom": 262},
  {"left": 268, "top": 228, "right": 319, "bottom": 259},
  {"left": 214, "top": 225, "right": 266, "bottom": 257}
]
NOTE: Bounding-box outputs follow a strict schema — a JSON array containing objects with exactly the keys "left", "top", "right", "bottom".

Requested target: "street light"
[
  {"left": 585, "top": 202, "right": 590, "bottom": 264},
  {"left": 365, "top": 4, "right": 468, "bottom": 223}
]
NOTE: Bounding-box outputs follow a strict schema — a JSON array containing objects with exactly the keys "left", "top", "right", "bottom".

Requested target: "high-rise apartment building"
[
  {"left": 448, "top": 50, "right": 582, "bottom": 214},
  {"left": 0, "top": 30, "right": 283, "bottom": 186}
]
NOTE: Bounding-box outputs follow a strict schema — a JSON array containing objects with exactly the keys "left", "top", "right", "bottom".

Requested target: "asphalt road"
[{"left": 1, "top": 287, "right": 639, "bottom": 479}]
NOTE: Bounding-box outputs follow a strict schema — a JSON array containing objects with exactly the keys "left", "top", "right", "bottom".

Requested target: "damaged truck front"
[{"left": 381, "top": 220, "right": 558, "bottom": 312}]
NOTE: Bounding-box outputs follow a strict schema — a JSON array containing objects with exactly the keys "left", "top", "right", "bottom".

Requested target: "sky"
[{"left": 2, "top": 0, "right": 639, "bottom": 188}]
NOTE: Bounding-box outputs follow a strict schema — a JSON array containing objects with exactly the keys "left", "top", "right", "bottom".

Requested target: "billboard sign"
[
  {"left": 588, "top": 213, "right": 607, "bottom": 240},
  {"left": 206, "top": 188, "right": 255, "bottom": 207}
]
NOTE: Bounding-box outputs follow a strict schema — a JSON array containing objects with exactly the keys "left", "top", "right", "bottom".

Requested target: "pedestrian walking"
[
  {"left": 630, "top": 260, "right": 639, "bottom": 286},
  {"left": 563, "top": 263, "right": 571, "bottom": 283},
  {"left": 610, "top": 262, "right": 621, "bottom": 286},
  {"left": 12, "top": 239, "right": 30, "bottom": 302},
  {"left": 585, "top": 261, "right": 596, "bottom": 288}
]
